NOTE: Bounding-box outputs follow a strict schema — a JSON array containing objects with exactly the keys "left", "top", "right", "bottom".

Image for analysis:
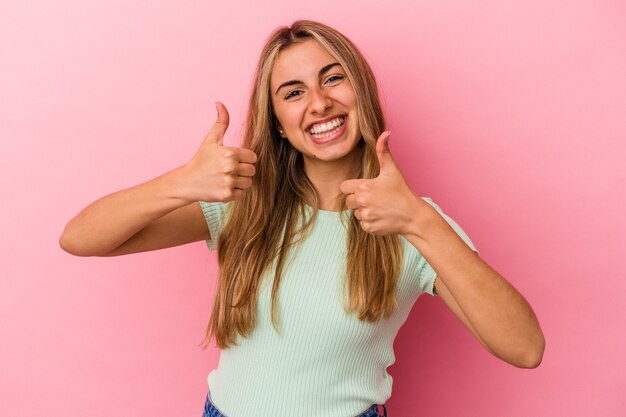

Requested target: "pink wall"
[{"left": 1, "top": 1, "right": 624, "bottom": 416}]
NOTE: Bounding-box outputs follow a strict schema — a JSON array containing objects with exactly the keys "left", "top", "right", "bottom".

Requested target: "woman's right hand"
[
  {"left": 60, "top": 102, "right": 257, "bottom": 256},
  {"left": 177, "top": 102, "right": 257, "bottom": 204}
]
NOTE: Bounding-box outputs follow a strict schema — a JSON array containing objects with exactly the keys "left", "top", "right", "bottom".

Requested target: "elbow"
[
  {"left": 59, "top": 228, "right": 116, "bottom": 257},
  {"left": 59, "top": 229, "right": 90, "bottom": 257},
  {"left": 59, "top": 232, "right": 79, "bottom": 256},
  {"left": 515, "top": 334, "right": 546, "bottom": 369},
  {"left": 491, "top": 329, "right": 545, "bottom": 369},
  {"left": 517, "top": 350, "right": 543, "bottom": 369}
]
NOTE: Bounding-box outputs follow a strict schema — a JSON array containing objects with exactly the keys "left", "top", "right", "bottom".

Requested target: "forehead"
[{"left": 270, "top": 40, "right": 338, "bottom": 86}]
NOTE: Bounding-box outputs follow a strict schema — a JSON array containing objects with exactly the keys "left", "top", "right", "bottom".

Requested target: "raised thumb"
[
  {"left": 204, "top": 102, "right": 230, "bottom": 145},
  {"left": 376, "top": 131, "right": 393, "bottom": 173}
]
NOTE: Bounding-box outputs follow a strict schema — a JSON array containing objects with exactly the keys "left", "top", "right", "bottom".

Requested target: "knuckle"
[
  {"left": 222, "top": 162, "right": 237, "bottom": 174},
  {"left": 221, "top": 188, "right": 233, "bottom": 201},
  {"left": 223, "top": 176, "right": 235, "bottom": 187},
  {"left": 239, "top": 164, "right": 254, "bottom": 177}
]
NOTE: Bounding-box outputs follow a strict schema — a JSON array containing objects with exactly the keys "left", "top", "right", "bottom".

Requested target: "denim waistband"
[
  {"left": 202, "top": 392, "right": 388, "bottom": 417},
  {"left": 358, "top": 403, "right": 388, "bottom": 417}
]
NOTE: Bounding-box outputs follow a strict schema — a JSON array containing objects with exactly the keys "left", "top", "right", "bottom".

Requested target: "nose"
[{"left": 308, "top": 87, "right": 332, "bottom": 115}]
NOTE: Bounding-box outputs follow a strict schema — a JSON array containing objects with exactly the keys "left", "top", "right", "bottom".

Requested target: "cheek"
[
  {"left": 271, "top": 100, "right": 290, "bottom": 126},
  {"left": 338, "top": 83, "right": 357, "bottom": 105},
  {"left": 279, "top": 107, "right": 305, "bottom": 130}
]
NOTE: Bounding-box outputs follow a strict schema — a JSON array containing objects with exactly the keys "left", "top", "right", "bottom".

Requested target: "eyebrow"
[{"left": 274, "top": 62, "right": 342, "bottom": 95}]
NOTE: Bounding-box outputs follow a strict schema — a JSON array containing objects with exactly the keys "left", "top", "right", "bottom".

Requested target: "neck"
[{"left": 303, "top": 146, "right": 362, "bottom": 212}]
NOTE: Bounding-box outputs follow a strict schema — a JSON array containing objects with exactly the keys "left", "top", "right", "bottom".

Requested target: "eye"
[
  {"left": 325, "top": 74, "right": 344, "bottom": 84},
  {"left": 284, "top": 89, "right": 303, "bottom": 100}
]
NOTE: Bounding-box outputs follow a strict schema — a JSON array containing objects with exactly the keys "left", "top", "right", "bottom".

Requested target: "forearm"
[
  {"left": 403, "top": 199, "right": 545, "bottom": 367},
  {"left": 59, "top": 166, "right": 190, "bottom": 256},
  {"left": 60, "top": 103, "right": 256, "bottom": 257}
]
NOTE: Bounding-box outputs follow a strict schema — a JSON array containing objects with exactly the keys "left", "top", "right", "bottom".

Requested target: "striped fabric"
[{"left": 198, "top": 198, "right": 476, "bottom": 417}]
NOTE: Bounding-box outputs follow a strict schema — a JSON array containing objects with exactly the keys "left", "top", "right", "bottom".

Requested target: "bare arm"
[
  {"left": 59, "top": 102, "right": 257, "bottom": 257},
  {"left": 59, "top": 171, "right": 208, "bottom": 256},
  {"left": 404, "top": 202, "right": 544, "bottom": 368},
  {"left": 341, "top": 131, "right": 545, "bottom": 368}
]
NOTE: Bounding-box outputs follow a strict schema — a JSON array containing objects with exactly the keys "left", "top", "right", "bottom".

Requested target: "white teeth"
[{"left": 309, "top": 116, "right": 345, "bottom": 135}]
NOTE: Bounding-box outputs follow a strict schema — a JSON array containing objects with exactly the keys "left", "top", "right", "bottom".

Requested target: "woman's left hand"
[{"left": 340, "top": 132, "right": 426, "bottom": 236}]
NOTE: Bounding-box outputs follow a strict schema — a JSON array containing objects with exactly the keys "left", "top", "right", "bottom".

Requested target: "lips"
[
  {"left": 306, "top": 115, "right": 348, "bottom": 144},
  {"left": 306, "top": 115, "right": 347, "bottom": 134}
]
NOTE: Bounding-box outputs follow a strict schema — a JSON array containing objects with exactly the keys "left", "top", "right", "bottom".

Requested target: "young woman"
[{"left": 60, "top": 20, "right": 544, "bottom": 417}]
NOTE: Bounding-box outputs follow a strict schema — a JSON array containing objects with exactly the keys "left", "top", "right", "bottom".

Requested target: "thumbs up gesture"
[
  {"left": 339, "top": 132, "right": 421, "bottom": 236},
  {"left": 180, "top": 102, "right": 257, "bottom": 203}
]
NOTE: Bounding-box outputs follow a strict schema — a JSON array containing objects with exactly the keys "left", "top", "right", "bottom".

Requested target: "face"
[{"left": 270, "top": 40, "right": 361, "bottom": 170}]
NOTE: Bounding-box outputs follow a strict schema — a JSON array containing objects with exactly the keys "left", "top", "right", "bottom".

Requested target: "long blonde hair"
[{"left": 202, "top": 20, "right": 403, "bottom": 349}]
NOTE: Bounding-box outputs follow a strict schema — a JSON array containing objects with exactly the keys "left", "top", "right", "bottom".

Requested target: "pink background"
[{"left": 1, "top": 1, "right": 625, "bottom": 416}]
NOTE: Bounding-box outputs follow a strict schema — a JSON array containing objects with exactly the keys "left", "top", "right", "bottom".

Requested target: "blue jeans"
[{"left": 202, "top": 392, "right": 388, "bottom": 417}]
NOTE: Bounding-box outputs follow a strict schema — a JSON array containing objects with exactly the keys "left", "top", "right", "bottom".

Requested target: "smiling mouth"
[{"left": 307, "top": 115, "right": 346, "bottom": 140}]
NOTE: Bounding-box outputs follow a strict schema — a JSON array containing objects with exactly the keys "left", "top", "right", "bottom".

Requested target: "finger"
[
  {"left": 360, "top": 221, "right": 374, "bottom": 234},
  {"left": 376, "top": 131, "right": 394, "bottom": 174},
  {"left": 345, "top": 194, "right": 358, "bottom": 210},
  {"left": 204, "top": 102, "right": 230, "bottom": 145},
  {"left": 340, "top": 179, "right": 360, "bottom": 195},
  {"left": 237, "top": 162, "right": 256, "bottom": 177},
  {"left": 234, "top": 176, "right": 253, "bottom": 190},
  {"left": 234, "top": 148, "right": 258, "bottom": 164}
]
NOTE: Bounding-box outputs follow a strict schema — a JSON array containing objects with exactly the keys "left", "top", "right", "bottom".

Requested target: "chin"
[{"left": 313, "top": 142, "right": 362, "bottom": 162}]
